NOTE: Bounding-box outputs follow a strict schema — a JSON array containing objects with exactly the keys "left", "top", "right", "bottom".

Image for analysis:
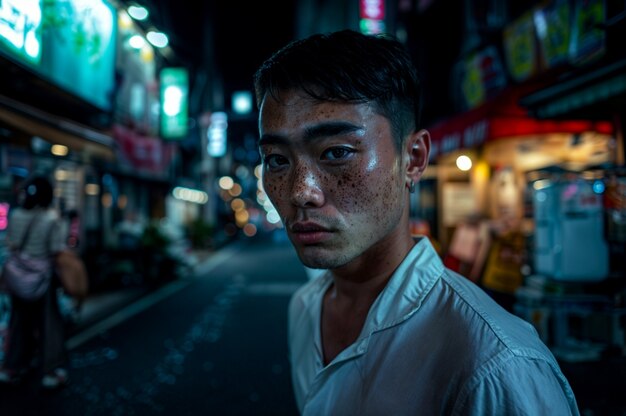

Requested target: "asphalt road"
[
  {"left": 2, "top": 232, "right": 626, "bottom": 415},
  {"left": 0, "top": 233, "right": 307, "bottom": 415}
]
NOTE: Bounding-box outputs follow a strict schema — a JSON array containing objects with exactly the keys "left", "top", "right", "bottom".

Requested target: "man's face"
[{"left": 259, "top": 90, "right": 408, "bottom": 270}]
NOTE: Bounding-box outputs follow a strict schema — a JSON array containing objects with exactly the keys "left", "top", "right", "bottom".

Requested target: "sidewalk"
[
  {"left": 65, "top": 247, "right": 218, "bottom": 336},
  {"left": 1, "top": 241, "right": 245, "bottom": 363},
  {"left": 64, "top": 286, "right": 150, "bottom": 336},
  {"left": 63, "top": 241, "right": 248, "bottom": 348}
]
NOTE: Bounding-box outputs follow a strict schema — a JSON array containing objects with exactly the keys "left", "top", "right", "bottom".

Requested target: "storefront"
[
  {"left": 425, "top": 84, "right": 615, "bottom": 250},
  {"left": 0, "top": 1, "right": 192, "bottom": 292},
  {"left": 417, "top": 0, "right": 626, "bottom": 371},
  {"left": 0, "top": 96, "right": 116, "bottom": 260},
  {"left": 521, "top": 56, "right": 626, "bottom": 275},
  {"left": 100, "top": 124, "right": 178, "bottom": 247}
]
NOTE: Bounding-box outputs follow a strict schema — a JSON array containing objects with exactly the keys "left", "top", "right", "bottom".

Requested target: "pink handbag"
[{"left": 2, "top": 252, "right": 51, "bottom": 301}]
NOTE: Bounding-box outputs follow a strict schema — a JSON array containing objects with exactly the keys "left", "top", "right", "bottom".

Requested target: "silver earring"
[{"left": 408, "top": 180, "right": 415, "bottom": 193}]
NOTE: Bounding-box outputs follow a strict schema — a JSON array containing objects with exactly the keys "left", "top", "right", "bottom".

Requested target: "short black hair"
[
  {"left": 253, "top": 29, "right": 422, "bottom": 148},
  {"left": 20, "top": 175, "right": 54, "bottom": 209}
]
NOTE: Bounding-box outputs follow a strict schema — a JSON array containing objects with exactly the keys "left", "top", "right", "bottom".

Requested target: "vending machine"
[{"left": 533, "top": 177, "right": 609, "bottom": 281}]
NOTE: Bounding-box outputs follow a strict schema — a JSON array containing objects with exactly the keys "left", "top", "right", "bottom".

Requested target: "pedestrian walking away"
[
  {"left": 254, "top": 29, "right": 580, "bottom": 415},
  {"left": 0, "top": 175, "right": 69, "bottom": 389}
]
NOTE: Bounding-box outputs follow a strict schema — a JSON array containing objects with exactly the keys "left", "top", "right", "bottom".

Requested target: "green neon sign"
[{"left": 160, "top": 67, "right": 189, "bottom": 139}]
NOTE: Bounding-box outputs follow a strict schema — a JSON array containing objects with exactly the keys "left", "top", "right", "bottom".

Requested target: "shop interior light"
[
  {"left": 127, "top": 5, "right": 149, "bottom": 21},
  {"left": 85, "top": 183, "right": 100, "bottom": 196},
  {"left": 263, "top": 198, "right": 275, "bottom": 210},
  {"left": 128, "top": 34, "right": 146, "bottom": 49},
  {"left": 118, "top": 194, "right": 128, "bottom": 209},
  {"left": 235, "top": 210, "right": 249, "bottom": 224},
  {"left": 228, "top": 183, "right": 242, "bottom": 197},
  {"left": 218, "top": 176, "right": 234, "bottom": 190},
  {"left": 51, "top": 144, "right": 68, "bottom": 156},
  {"left": 456, "top": 155, "right": 472, "bottom": 171},
  {"left": 532, "top": 179, "right": 551, "bottom": 190},
  {"left": 55, "top": 170, "right": 67, "bottom": 181},
  {"left": 254, "top": 164, "right": 263, "bottom": 179},
  {"left": 256, "top": 191, "right": 267, "bottom": 205},
  {"left": 266, "top": 210, "right": 281, "bottom": 224},
  {"left": 119, "top": 10, "right": 133, "bottom": 29},
  {"left": 235, "top": 165, "right": 250, "bottom": 180},
  {"left": 146, "top": 31, "right": 168, "bottom": 48},
  {"left": 231, "top": 198, "right": 245, "bottom": 211},
  {"left": 243, "top": 223, "right": 257, "bottom": 237},
  {"left": 54, "top": 169, "right": 77, "bottom": 182},
  {"left": 592, "top": 180, "right": 605, "bottom": 194},
  {"left": 172, "top": 186, "right": 208, "bottom": 204},
  {"left": 101, "top": 193, "right": 113, "bottom": 207}
]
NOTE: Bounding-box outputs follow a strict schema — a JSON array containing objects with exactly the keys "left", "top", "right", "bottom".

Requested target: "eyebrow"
[
  {"left": 303, "top": 121, "right": 363, "bottom": 141},
  {"left": 259, "top": 121, "right": 364, "bottom": 146}
]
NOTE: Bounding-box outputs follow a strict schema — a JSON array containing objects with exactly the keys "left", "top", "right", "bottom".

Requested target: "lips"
[
  {"left": 290, "top": 222, "right": 333, "bottom": 244},
  {"left": 291, "top": 222, "right": 331, "bottom": 232}
]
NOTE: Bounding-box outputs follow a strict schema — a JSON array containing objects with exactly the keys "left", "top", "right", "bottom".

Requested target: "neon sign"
[
  {"left": 0, "top": 203, "right": 9, "bottom": 231},
  {"left": 359, "top": 0, "right": 385, "bottom": 34}
]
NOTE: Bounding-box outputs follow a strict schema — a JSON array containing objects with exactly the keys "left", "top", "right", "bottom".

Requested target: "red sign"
[
  {"left": 426, "top": 85, "right": 614, "bottom": 160},
  {"left": 360, "top": 0, "right": 385, "bottom": 20},
  {"left": 112, "top": 124, "right": 176, "bottom": 176}
]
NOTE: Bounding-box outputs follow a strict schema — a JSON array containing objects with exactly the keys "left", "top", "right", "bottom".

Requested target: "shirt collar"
[
  {"left": 301, "top": 237, "right": 444, "bottom": 367},
  {"left": 364, "top": 237, "right": 444, "bottom": 335}
]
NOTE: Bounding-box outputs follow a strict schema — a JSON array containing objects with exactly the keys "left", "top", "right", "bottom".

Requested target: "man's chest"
[
  {"left": 320, "top": 295, "right": 372, "bottom": 365},
  {"left": 302, "top": 334, "right": 462, "bottom": 416}
]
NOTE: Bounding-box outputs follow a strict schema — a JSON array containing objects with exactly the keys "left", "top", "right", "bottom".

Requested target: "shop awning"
[
  {"left": 0, "top": 95, "right": 115, "bottom": 160},
  {"left": 427, "top": 85, "right": 614, "bottom": 161},
  {"left": 519, "top": 58, "right": 626, "bottom": 120}
]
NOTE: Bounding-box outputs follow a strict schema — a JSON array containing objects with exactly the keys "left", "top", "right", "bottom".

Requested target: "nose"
[{"left": 290, "top": 162, "right": 325, "bottom": 208}]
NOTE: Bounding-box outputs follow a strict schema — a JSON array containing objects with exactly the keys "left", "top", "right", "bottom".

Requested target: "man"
[{"left": 254, "top": 30, "right": 578, "bottom": 415}]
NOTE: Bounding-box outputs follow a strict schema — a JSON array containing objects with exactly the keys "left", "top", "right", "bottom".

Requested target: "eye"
[
  {"left": 264, "top": 154, "right": 289, "bottom": 170},
  {"left": 321, "top": 147, "right": 355, "bottom": 161}
]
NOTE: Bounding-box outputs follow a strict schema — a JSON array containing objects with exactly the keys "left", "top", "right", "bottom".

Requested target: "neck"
[{"left": 329, "top": 218, "right": 415, "bottom": 303}]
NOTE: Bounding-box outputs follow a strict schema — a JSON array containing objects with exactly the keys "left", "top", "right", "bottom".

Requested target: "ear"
[{"left": 404, "top": 129, "right": 431, "bottom": 188}]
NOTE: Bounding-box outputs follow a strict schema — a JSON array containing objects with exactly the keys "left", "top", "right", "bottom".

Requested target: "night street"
[
  {"left": 1, "top": 0, "right": 625, "bottom": 414},
  {"left": 0, "top": 233, "right": 305, "bottom": 415}
]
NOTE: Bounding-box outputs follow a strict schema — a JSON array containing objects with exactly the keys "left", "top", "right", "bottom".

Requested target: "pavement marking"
[
  {"left": 66, "top": 281, "right": 189, "bottom": 350},
  {"left": 193, "top": 242, "right": 244, "bottom": 278},
  {"left": 67, "top": 244, "right": 242, "bottom": 350}
]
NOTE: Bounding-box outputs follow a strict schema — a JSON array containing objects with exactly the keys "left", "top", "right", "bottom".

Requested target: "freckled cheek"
[
  {"left": 331, "top": 178, "right": 373, "bottom": 213},
  {"left": 333, "top": 172, "right": 398, "bottom": 221},
  {"left": 263, "top": 176, "right": 288, "bottom": 206}
]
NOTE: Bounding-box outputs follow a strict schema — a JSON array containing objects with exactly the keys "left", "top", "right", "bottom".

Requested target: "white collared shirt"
[{"left": 288, "top": 238, "right": 579, "bottom": 415}]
